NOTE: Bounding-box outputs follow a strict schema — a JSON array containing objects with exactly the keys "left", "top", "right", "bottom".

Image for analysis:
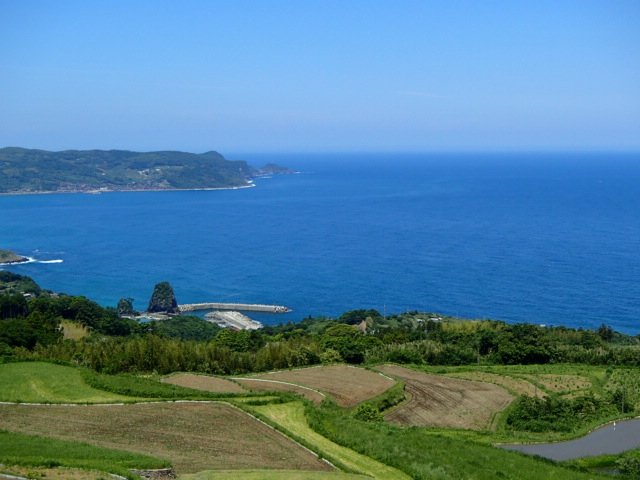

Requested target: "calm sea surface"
[{"left": 1, "top": 152, "right": 639, "bottom": 333}]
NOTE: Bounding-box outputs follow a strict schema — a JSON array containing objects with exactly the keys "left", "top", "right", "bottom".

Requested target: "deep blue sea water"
[{"left": 1, "top": 152, "right": 639, "bottom": 333}]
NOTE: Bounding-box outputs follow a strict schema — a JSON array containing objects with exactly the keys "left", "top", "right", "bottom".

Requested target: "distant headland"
[
  {"left": 0, "top": 249, "right": 29, "bottom": 265},
  {"left": 0, "top": 147, "right": 296, "bottom": 194}
]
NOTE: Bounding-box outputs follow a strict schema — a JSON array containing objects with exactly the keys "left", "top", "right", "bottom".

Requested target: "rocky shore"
[{"left": 0, "top": 249, "right": 28, "bottom": 265}]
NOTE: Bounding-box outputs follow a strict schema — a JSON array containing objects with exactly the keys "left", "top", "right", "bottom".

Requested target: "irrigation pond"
[{"left": 502, "top": 418, "right": 640, "bottom": 461}]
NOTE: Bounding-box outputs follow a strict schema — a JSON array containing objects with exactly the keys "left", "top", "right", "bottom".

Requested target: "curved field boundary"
[
  {"left": 252, "top": 402, "right": 412, "bottom": 480},
  {"left": 0, "top": 401, "right": 333, "bottom": 474},
  {"left": 253, "top": 365, "right": 397, "bottom": 407},
  {"left": 161, "top": 373, "right": 248, "bottom": 393},
  {"left": 375, "top": 365, "right": 514, "bottom": 430},
  {"left": 233, "top": 378, "right": 326, "bottom": 404}
]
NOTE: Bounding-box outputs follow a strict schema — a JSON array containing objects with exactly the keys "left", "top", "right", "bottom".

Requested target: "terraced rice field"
[
  {"left": 0, "top": 402, "right": 333, "bottom": 474},
  {"left": 162, "top": 373, "right": 247, "bottom": 393},
  {"left": 444, "top": 371, "right": 543, "bottom": 397},
  {"left": 252, "top": 366, "right": 396, "bottom": 407},
  {"left": 375, "top": 365, "right": 514, "bottom": 430},
  {"left": 520, "top": 374, "right": 592, "bottom": 393},
  {"left": 234, "top": 378, "right": 326, "bottom": 404}
]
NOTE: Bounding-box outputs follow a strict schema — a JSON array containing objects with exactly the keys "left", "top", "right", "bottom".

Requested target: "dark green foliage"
[
  {"left": 0, "top": 271, "right": 44, "bottom": 296},
  {"left": 0, "top": 294, "right": 29, "bottom": 320},
  {"left": 339, "top": 309, "right": 383, "bottom": 325},
  {"left": 617, "top": 455, "right": 640, "bottom": 478},
  {"left": 117, "top": 297, "right": 138, "bottom": 316},
  {"left": 354, "top": 403, "right": 383, "bottom": 422},
  {"left": 147, "top": 281, "right": 179, "bottom": 314},
  {"left": 505, "top": 394, "right": 619, "bottom": 432},
  {"left": 152, "top": 315, "right": 221, "bottom": 341}
]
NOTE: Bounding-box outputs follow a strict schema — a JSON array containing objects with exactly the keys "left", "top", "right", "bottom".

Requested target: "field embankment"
[
  {"left": 375, "top": 364, "right": 514, "bottom": 429},
  {"left": 251, "top": 366, "right": 396, "bottom": 407}
]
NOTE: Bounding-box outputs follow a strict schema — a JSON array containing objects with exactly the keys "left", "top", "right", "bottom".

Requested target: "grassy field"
[
  {"left": 250, "top": 402, "right": 411, "bottom": 480},
  {"left": 252, "top": 366, "right": 396, "bottom": 407},
  {"left": 0, "top": 362, "right": 137, "bottom": 403},
  {"left": 375, "top": 364, "right": 514, "bottom": 430}
]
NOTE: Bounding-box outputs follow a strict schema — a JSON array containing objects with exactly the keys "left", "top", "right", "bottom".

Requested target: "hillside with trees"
[{"left": 0, "top": 147, "right": 293, "bottom": 193}]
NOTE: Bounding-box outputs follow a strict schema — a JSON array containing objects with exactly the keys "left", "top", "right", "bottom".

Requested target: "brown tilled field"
[
  {"left": 162, "top": 373, "right": 248, "bottom": 393},
  {"left": 375, "top": 365, "right": 514, "bottom": 430},
  {"left": 253, "top": 365, "right": 396, "bottom": 407},
  {"left": 0, "top": 402, "right": 332, "bottom": 474},
  {"left": 234, "top": 378, "right": 326, "bottom": 404}
]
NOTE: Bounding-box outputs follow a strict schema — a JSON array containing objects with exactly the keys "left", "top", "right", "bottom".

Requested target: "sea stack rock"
[{"left": 147, "top": 281, "right": 179, "bottom": 314}]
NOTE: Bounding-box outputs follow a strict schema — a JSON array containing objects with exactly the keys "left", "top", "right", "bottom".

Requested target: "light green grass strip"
[
  {"left": 0, "top": 362, "right": 134, "bottom": 403},
  {"left": 252, "top": 403, "right": 410, "bottom": 480},
  {"left": 179, "top": 470, "right": 371, "bottom": 480}
]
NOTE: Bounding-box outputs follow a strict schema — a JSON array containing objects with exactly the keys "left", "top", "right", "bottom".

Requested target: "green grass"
[
  {"left": 179, "top": 471, "right": 371, "bottom": 480},
  {"left": 0, "top": 362, "right": 136, "bottom": 403},
  {"left": 0, "top": 430, "right": 169, "bottom": 480},
  {"left": 307, "top": 405, "right": 610, "bottom": 480},
  {"left": 250, "top": 402, "right": 411, "bottom": 480}
]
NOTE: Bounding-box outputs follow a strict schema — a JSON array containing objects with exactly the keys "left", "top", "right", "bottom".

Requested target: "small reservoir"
[{"left": 502, "top": 418, "right": 640, "bottom": 461}]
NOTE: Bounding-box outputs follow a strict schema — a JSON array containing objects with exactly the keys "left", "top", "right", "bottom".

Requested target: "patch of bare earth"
[
  {"left": 234, "top": 378, "right": 326, "bottom": 404},
  {"left": 0, "top": 402, "right": 332, "bottom": 474},
  {"left": 445, "top": 371, "right": 543, "bottom": 397},
  {"left": 375, "top": 365, "right": 514, "bottom": 430},
  {"left": 161, "top": 374, "right": 247, "bottom": 393},
  {"left": 253, "top": 365, "right": 396, "bottom": 408}
]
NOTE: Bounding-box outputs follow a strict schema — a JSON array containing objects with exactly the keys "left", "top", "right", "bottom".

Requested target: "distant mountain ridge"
[{"left": 0, "top": 147, "right": 294, "bottom": 194}]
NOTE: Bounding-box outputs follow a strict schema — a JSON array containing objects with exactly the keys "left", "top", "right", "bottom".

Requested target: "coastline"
[{"left": 0, "top": 183, "right": 256, "bottom": 196}]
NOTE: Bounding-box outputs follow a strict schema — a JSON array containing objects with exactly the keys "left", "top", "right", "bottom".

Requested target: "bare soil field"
[
  {"left": 520, "top": 374, "right": 592, "bottom": 393},
  {"left": 234, "top": 378, "right": 326, "bottom": 404},
  {"left": 0, "top": 402, "right": 332, "bottom": 474},
  {"left": 253, "top": 366, "right": 396, "bottom": 408},
  {"left": 375, "top": 365, "right": 514, "bottom": 430},
  {"left": 161, "top": 373, "right": 247, "bottom": 393},
  {"left": 444, "top": 371, "right": 543, "bottom": 397}
]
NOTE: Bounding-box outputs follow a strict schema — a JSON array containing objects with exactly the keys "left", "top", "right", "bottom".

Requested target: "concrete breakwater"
[
  {"left": 179, "top": 302, "right": 291, "bottom": 313},
  {"left": 205, "top": 311, "right": 263, "bottom": 330}
]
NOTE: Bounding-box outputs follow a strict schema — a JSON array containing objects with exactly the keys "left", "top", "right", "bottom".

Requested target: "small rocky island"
[{"left": 0, "top": 249, "right": 28, "bottom": 264}]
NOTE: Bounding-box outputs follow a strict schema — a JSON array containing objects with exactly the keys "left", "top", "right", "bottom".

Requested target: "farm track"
[
  {"left": 0, "top": 402, "right": 333, "bottom": 474},
  {"left": 376, "top": 365, "right": 514, "bottom": 430}
]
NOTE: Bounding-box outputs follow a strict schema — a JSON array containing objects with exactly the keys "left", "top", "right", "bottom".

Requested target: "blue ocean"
[{"left": 1, "top": 152, "right": 639, "bottom": 334}]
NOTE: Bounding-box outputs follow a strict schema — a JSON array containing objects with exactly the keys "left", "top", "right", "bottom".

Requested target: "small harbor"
[{"left": 179, "top": 302, "right": 291, "bottom": 314}]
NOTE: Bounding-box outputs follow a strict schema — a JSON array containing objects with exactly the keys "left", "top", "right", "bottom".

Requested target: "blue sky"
[{"left": 1, "top": 0, "right": 638, "bottom": 153}]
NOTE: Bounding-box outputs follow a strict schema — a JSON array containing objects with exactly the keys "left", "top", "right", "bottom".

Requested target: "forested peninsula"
[{"left": 0, "top": 147, "right": 294, "bottom": 194}]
